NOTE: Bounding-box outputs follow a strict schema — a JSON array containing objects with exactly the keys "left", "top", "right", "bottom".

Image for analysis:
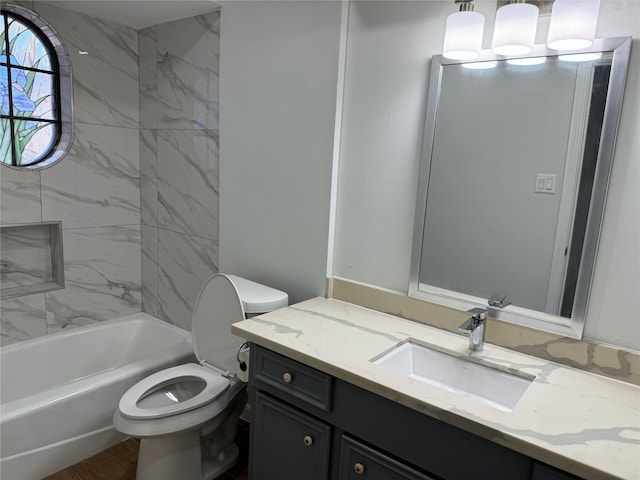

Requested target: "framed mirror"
[{"left": 409, "top": 37, "right": 632, "bottom": 338}]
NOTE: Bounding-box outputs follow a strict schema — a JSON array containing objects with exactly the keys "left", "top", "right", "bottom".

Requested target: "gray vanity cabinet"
[
  {"left": 248, "top": 345, "right": 583, "bottom": 480},
  {"left": 250, "top": 391, "right": 331, "bottom": 480}
]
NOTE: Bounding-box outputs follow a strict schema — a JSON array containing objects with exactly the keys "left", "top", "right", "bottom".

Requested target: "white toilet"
[{"left": 113, "top": 274, "right": 288, "bottom": 480}]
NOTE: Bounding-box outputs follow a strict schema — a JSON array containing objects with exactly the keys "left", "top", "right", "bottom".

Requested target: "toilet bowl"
[{"left": 113, "top": 274, "right": 288, "bottom": 480}]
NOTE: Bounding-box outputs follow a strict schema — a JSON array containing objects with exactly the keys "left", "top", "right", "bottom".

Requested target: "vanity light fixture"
[
  {"left": 461, "top": 61, "right": 498, "bottom": 70},
  {"left": 492, "top": 0, "right": 539, "bottom": 55},
  {"left": 507, "top": 56, "right": 547, "bottom": 66},
  {"left": 442, "top": 0, "right": 485, "bottom": 60},
  {"left": 558, "top": 52, "right": 602, "bottom": 62},
  {"left": 547, "top": 0, "right": 601, "bottom": 51}
]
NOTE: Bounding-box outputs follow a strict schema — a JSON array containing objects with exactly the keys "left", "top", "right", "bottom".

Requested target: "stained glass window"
[{"left": 1, "top": 8, "right": 70, "bottom": 169}]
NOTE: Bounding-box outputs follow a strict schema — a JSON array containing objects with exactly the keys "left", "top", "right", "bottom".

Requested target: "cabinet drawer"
[
  {"left": 339, "top": 435, "right": 436, "bottom": 480},
  {"left": 252, "top": 346, "right": 332, "bottom": 411}
]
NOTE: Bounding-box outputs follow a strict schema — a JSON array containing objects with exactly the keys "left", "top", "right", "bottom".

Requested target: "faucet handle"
[
  {"left": 466, "top": 307, "right": 487, "bottom": 319},
  {"left": 459, "top": 308, "right": 486, "bottom": 333},
  {"left": 458, "top": 317, "right": 479, "bottom": 333}
]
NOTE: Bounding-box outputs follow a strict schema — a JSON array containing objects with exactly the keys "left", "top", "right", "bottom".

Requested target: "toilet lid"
[{"left": 192, "top": 274, "right": 246, "bottom": 374}]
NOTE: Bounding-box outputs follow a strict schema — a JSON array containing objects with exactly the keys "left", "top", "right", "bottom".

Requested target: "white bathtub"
[{"left": 0, "top": 313, "right": 195, "bottom": 480}]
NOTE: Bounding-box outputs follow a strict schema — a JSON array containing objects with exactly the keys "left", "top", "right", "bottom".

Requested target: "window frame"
[{"left": 1, "top": 4, "right": 73, "bottom": 170}]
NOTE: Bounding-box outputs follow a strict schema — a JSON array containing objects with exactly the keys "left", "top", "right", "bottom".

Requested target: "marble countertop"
[{"left": 232, "top": 297, "right": 640, "bottom": 480}]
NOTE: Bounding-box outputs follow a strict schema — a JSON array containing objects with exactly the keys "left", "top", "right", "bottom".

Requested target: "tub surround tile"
[
  {"left": 0, "top": 167, "right": 42, "bottom": 224},
  {"left": 45, "top": 226, "right": 141, "bottom": 332},
  {"left": 330, "top": 277, "right": 640, "bottom": 386},
  {"left": 156, "top": 13, "right": 220, "bottom": 130},
  {"left": 157, "top": 229, "right": 217, "bottom": 330},
  {"left": 137, "top": 11, "right": 220, "bottom": 326},
  {"left": 41, "top": 123, "right": 140, "bottom": 229},
  {"left": 140, "top": 129, "right": 158, "bottom": 227},
  {"left": 233, "top": 297, "right": 640, "bottom": 480},
  {"left": 0, "top": 294, "right": 47, "bottom": 346},
  {"left": 141, "top": 225, "right": 159, "bottom": 318},
  {"left": 139, "top": 26, "right": 158, "bottom": 130},
  {"left": 33, "top": 2, "right": 139, "bottom": 128},
  {"left": 157, "top": 129, "right": 219, "bottom": 239}
]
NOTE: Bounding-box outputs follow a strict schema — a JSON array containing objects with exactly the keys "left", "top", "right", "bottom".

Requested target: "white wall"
[
  {"left": 219, "top": 1, "right": 342, "bottom": 303},
  {"left": 334, "top": 1, "right": 448, "bottom": 292},
  {"left": 585, "top": 3, "right": 640, "bottom": 348},
  {"left": 333, "top": 1, "right": 640, "bottom": 350}
]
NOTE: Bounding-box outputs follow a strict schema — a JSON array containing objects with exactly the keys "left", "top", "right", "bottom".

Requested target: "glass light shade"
[
  {"left": 462, "top": 61, "right": 498, "bottom": 70},
  {"left": 443, "top": 11, "right": 485, "bottom": 60},
  {"left": 558, "top": 52, "right": 602, "bottom": 62},
  {"left": 492, "top": 3, "right": 539, "bottom": 56},
  {"left": 547, "top": 0, "right": 600, "bottom": 51},
  {"left": 507, "top": 56, "right": 547, "bottom": 66}
]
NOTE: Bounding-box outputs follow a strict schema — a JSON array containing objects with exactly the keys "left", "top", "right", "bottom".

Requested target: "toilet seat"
[{"left": 119, "top": 364, "right": 230, "bottom": 420}]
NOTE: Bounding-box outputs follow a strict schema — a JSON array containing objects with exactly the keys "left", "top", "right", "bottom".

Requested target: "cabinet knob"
[
  {"left": 354, "top": 463, "right": 365, "bottom": 475},
  {"left": 283, "top": 372, "right": 293, "bottom": 383},
  {"left": 303, "top": 435, "right": 313, "bottom": 447}
]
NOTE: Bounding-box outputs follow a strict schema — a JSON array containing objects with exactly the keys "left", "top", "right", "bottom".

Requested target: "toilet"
[{"left": 113, "top": 274, "right": 288, "bottom": 480}]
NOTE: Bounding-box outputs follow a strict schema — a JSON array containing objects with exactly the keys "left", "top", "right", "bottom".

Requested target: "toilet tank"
[{"left": 227, "top": 275, "right": 289, "bottom": 315}]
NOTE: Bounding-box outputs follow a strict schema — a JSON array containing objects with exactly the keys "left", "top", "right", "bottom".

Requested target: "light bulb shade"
[
  {"left": 491, "top": 3, "right": 539, "bottom": 56},
  {"left": 547, "top": 0, "right": 600, "bottom": 51},
  {"left": 443, "top": 11, "right": 485, "bottom": 60}
]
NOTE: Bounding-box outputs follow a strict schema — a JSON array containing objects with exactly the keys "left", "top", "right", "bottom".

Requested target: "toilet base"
[
  {"left": 203, "top": 443, "right": 240, "bottom": 479},
  {"left": 136, "top": 431, "right": 239, "bottom": 480}
]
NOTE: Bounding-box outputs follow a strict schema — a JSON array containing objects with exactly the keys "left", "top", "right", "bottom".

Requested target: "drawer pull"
[
  {"left": 303, "top": 435, "right": 313, "bottom": 447},
  {"left": 283, "top": 372, "right": 293, "bottom": 383},
  {"left": 354, "top": 463, "right": 365, "bottom": 475}
]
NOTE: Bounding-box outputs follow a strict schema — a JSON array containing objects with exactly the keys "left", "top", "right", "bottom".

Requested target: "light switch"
[
  {"left": 535, "top": 174, "right": 557, "bottom": 194},
  {"left": 545, "top": 178, "right": 554, "bottom": 190}
]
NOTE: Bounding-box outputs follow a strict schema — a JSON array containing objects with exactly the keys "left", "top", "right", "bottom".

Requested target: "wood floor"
[{"left": 44, "top": 421, "right": 250, "bottom": 480}]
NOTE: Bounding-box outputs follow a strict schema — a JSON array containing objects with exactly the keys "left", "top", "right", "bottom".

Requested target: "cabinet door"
[
  {"left": 339, "top": 435, "right": 436, "bottom": 480},
  {"left": 250, "top": 391, "right": 331, "bottom": 480}
]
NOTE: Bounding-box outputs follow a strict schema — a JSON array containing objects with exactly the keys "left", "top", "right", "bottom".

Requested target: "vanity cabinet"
[{"left": 248, "top": 345, "right": 582, "bottom": 480}]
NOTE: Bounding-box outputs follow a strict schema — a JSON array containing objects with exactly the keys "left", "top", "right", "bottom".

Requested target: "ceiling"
[{"left": 37, "top": 0, "right": 222, "bottom": 30}]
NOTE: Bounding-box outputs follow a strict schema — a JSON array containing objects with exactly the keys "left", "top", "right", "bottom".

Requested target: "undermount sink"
[{"left": 372, "top": 340, "right": 533, "bottom": 412}]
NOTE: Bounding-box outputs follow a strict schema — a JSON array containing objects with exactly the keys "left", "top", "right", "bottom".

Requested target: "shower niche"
[{"left": 0, "top": 221, "right": 64, "bottom": 299}]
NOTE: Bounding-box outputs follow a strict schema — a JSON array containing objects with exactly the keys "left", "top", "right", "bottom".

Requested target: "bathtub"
[{"left": 0, "top": 313, "right": 195, "bottom": 480}]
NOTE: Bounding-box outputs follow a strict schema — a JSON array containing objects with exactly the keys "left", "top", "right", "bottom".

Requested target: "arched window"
[{"left": 1, "top": 5, "right": 72, "bottom": 170}]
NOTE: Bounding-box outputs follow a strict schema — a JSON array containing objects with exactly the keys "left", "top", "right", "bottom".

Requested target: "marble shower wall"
[
  {"left": 0, "top": 2, "right": 141, "bottom": 345},
  {"left": 139, "top": 13, "right": 220, "bottom": 331}
]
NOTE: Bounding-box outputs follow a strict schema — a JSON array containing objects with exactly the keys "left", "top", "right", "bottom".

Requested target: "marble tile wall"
[
  {"left": 138, "top": 13, "right": 221, "bottom": 331},
  {"left": 0, "top": 3, "right": 141, "bottom": 345}
]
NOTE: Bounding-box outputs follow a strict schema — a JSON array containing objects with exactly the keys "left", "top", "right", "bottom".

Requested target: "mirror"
[{"left": 410, "top": 37, "right": 631, "bottom": 338}]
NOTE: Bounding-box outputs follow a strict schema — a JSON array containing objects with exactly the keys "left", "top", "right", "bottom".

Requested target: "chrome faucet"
[{"left": 459, "top": 308, "right": 487, "bottom": 352}]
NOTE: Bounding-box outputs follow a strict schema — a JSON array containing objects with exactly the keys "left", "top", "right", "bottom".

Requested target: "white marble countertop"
[{"left": 232, "top": 297, "right": 640, "bottom": 480}]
